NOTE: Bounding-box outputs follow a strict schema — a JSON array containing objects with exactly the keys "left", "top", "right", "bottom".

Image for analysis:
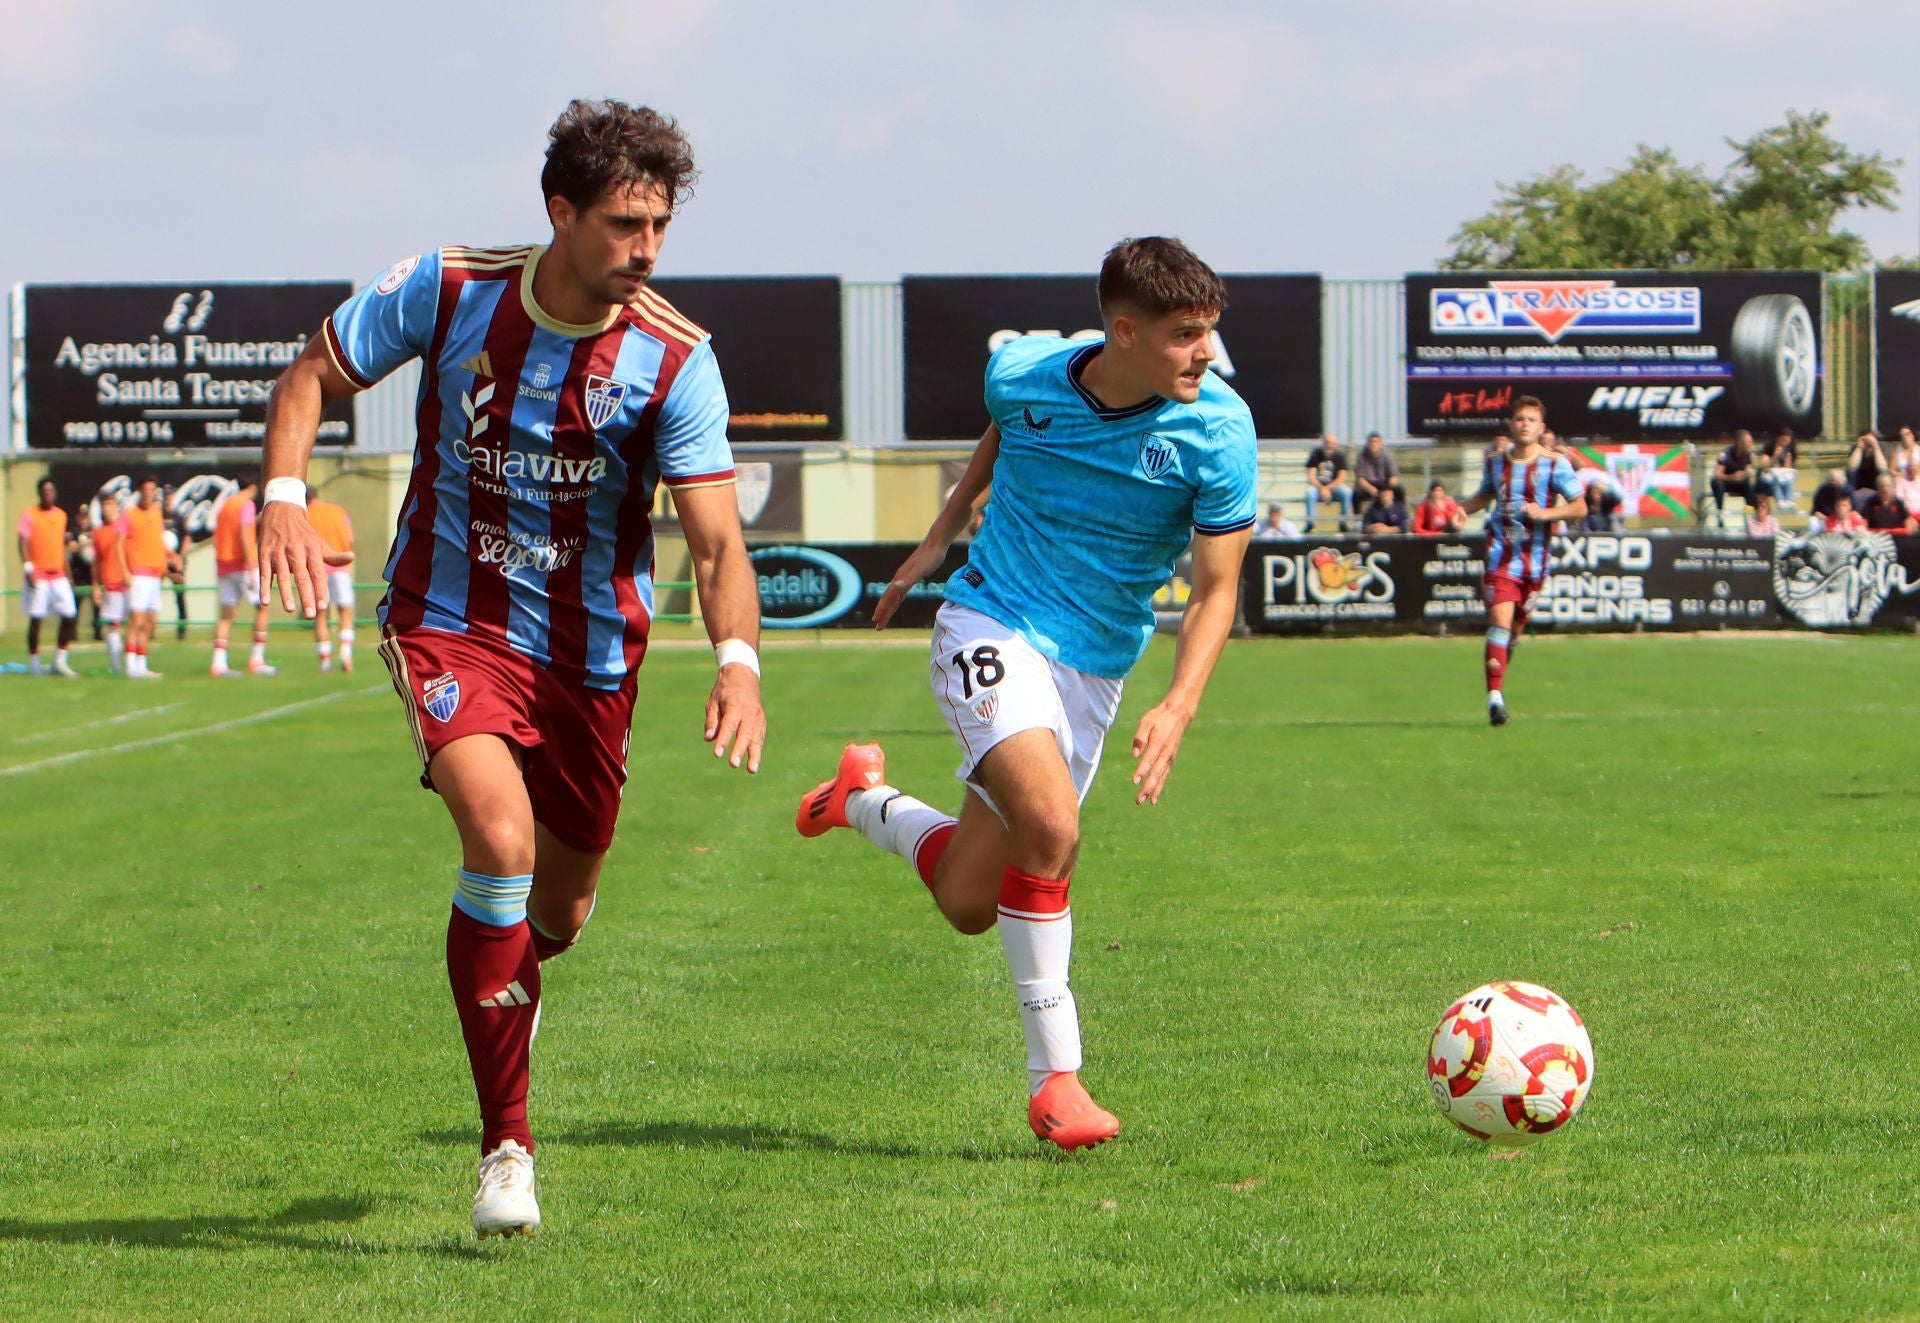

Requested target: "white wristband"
[
  {"left": 714, "top": 638, "right": 760, "bottom": 677},
  {"left": 262, "top": 477, "right": 307, "bottom": 510}
]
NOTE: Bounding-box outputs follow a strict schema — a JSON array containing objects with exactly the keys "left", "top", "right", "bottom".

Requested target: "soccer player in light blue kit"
[{"left": 797, "top": 238, "right": 1256, "bottom": 1148}]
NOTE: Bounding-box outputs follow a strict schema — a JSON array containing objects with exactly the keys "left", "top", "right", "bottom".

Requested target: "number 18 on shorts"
[{"left": 928, "top": 604, "right": 1123, "bottom": 809}]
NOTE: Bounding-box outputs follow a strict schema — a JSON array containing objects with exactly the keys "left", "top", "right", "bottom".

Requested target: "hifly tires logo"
[
  {"left": 1430, "top": 280, "right": 1700, "bottom": 343},
  {"left": 751, "top": 545, "right": 863, "bottom": 628}
]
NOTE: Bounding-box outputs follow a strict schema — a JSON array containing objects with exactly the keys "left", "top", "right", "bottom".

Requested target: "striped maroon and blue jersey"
[
  {"left": 324, "top": 245, "right": 735, "bottom": 689},
  {"left": 1477, "top": 451, "right": 1585, "bottom": 582}
]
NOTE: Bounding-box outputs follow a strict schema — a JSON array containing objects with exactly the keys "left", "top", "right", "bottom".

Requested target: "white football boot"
[{"left": 472, "top": 1139, "right": 540, "bottom": 1238}]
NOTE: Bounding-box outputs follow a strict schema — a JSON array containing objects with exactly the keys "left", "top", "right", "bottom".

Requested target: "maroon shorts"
[
  {"left": 1483, "top": 570, "right": 1543, "bottom": 614},
  {"left": 378, "top": 627, "right": 635, "bottom": 854}
]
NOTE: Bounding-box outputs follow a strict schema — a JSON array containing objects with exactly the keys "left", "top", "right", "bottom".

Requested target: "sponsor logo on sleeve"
[{"left": 375, "top": 255, "right": 421, "bottom": 296}]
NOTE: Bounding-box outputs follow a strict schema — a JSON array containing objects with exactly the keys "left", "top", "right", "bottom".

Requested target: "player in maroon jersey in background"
[
  {"left": 257, "top": 100, "right": 765, "bottom": 1238},
  {"left": 1461, "top": 397, "right": 1586, "bottom": 727}
]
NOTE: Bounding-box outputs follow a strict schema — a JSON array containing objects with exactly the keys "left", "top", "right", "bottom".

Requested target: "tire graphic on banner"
[{"left": 1730, "top": 294, "right": 1818, "bottom": 429}]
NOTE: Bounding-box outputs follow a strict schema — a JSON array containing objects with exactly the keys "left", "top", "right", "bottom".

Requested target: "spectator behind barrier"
[
  {"left": 1361, "top": 485, "right": 1409, "bottom": 535},
  {"left": 1890, "top": 425, "right": 1920, "bottom": 482},
  {"left": 1710, "top": 430, "right": 1757, "bottom": 525},
  {"left": 1759, "top": 427, "right": 1799, "bottom": 507},
  {"left": 1815, "top": 493, "right": 1867, "bottom": 535},
  {"left": 1354, "top": 432, "right": 1401, "bottom": 504},
  {"left": 1811, "top": 469, "right": 1851, "bottom": 527},
  {"left": 1303, "top": 433, "right": 1353, "bottom": 533},
  {"left": 1847, "top": 431, "right": 1886, "bottom": 505},
  {"left": 1413, "top": 481, "right": 1465, "bottom": 537},
  {"left": 1255, "top": 501, "right": 1300, "bottom": 539},
  {"left": 1745, "top": 490, "right": 1781, "bottom": 539},
  {"left": 1863, "top": 474, "right": 1916, "bottom": 533},
  {"left": 1579, "top": 478, "right": 1624, "bottom": 533}
]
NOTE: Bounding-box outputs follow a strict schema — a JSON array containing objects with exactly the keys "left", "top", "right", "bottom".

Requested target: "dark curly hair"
[
  {"left": 1097, "top": 237, "right": 1227, "bottom": 319},
  {"left": 541, "top": 99, "right": 699, "bottom": 213}
]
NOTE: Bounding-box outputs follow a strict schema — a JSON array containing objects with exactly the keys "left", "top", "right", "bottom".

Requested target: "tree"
[{"left": 1440, "top": 111, "right": 1899, "bottom": 272}]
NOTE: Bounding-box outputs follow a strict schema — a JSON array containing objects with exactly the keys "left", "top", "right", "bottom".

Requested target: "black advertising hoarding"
[
  {"left": 647, "top": 277, "right": 841, "bottom": 441},
  {"left": 1874, "top": 269, "right": 1920, "bottom": 433},
  {"left": 17, "top": 281, "right": 352, "bottom": 449},
  {"left": 901, "top": 275, "right": 1322, "bottom": 439},
  {"left": 1405, "top": 271, "right": 1823, "bottom": 439},
  {"left": 42, "top": 458, "right": 260, "bottom": 548},
  {"left": 1241, "top": 534, "right": 1780, "bottom": 633},
  {"left": 750, "top": 542, "right": 971, "bottom": 629}
]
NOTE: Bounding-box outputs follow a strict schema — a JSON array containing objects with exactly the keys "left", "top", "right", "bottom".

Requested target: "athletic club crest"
[
  {"left": 584, "top": 375, "right": 628, "bottom": 430},
  {"left": 735, "top": 461, "right": 773, "bottom": 526},
  {"left": 972, "top": 691, "right": 999, "bottom": 723},
  {"left": 1139, "top": 433, "right": 1177, "bottom": 480},
  {"left": 422, "top": 671, "right": 461, "bottom": 723}
]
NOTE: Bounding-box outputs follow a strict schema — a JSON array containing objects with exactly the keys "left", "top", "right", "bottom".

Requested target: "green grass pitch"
[{"left": 3, "top": 630, "right": 1917, "bottom": 1319}]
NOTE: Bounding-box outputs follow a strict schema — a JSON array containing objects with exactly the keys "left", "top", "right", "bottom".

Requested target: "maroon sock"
[
  {"left": 529, "top": 921, "right": 575, "bottom": 963},
  {"left": 1485, "top": 628, "right": 1511, "bottom": 694},
  {"left": 446, "top": 905, "right": 540, "bottom": 1153}
]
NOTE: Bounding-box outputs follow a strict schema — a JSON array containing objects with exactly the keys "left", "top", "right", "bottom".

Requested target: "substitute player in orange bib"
[
  {"left": 91, "top": 493, "right": 130, "bottom": 675},
  {"left": 17, "top": 479, "right": 78, "bottom": 677},
  {"left": 210, "top": 479, "right": 276, "bottom": 677},
  {"left": 305, "top": 487, "right": 355, "bottom": 673},
  {"left": 119, "top": 478, "right": 177, "bottom": 679}
]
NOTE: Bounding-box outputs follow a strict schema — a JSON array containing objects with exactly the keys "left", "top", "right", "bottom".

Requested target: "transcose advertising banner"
[
  {"left": 16, "top": 281, "right": 354, "bottom": 450},
  {"left": 1874, "top": 268, "right": 1920, "bottom": 434},
  {"left": 1405, "top": 271, "right": 1823, "bottom": 439},
  {"left": 902, "top": 275, "right": 1322, "bottom": 439},
  {"left": 647, "top": 277, "right": 842, "bottom": 441}
]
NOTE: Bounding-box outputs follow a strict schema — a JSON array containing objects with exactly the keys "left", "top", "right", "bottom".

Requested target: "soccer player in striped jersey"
[
  {"left": 797, "top": 238, "right": 1256, "bottom": 1150},
  {"left": 304, "top": 487, "right": 355, "bottom": 672},
  {"left": 1460, "top": 396, "right": 1586, "bottom": 726},
  {"left": 257, "top": 99, "right": 765, "bottom": 1239},
  {"left": 17, "top": 479, "right": 78, "bottom": 677}
]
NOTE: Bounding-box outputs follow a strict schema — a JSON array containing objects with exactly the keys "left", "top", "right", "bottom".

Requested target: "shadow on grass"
[
  {"left": 419, "top": 1119, "right": 1032, "bottom": 1163},
  {"left": 0, "top": 1195, "right": 488, "bottom": 1260}
]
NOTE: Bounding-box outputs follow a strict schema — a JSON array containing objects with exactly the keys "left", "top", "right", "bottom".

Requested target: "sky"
[{"left": 4, "top": 0, "right": 1918, "bottom": 442}]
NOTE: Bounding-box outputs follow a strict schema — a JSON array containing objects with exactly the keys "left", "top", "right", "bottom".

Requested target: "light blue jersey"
[{"left": 945, "top": 336, "right": 1257, "bottom": 679}]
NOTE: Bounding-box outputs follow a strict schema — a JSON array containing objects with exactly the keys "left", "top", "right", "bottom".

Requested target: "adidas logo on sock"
[{"left": 478, "top": 980, "right": 532, "bottom": 1008}]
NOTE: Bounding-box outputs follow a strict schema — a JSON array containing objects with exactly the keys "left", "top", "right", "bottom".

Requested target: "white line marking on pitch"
[
  {"left": 10, "top": 702, "right": 184, "bottom": 745},
  {"left": 0, "top": 687, "right": 382, "bottom": 778}
]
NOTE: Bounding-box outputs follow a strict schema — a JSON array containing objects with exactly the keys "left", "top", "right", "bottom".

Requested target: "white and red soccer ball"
[{"left": 1428, "top": 980, "right": 1594, "bottom": 1145}]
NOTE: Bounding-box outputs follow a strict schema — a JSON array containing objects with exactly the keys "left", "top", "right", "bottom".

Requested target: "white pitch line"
[
  {"left": 10, "top": 702, "right": 184, "bottom": 745},
  {"left": 0, "top": 687, "right": 382, "bottom": 778}
]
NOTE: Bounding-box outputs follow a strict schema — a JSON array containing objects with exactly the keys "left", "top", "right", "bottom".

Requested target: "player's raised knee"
[
  {"left": 466, "top": 817, "right": 535, "bottom": 877},
  {"left": 1009, "top": 805, "right": 1079, "bottom": 876}
]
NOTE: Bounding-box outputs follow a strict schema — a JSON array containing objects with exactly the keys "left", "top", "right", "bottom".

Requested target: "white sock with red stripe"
[
  {"left": 999, "top": 867, "right": 1080, "bottom": 1094},
  {"left": 106, "top": 627, "right": 123, "bottom": 672},
  {"left": 250, "top": 631, "right": 267, "bottom": 665},
  {"left": 845, "top": 787, "right": 957, "bottom": 888}
]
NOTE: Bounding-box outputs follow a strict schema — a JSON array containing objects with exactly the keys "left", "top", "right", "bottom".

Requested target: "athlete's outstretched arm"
[
  {"left": 1130, "top": 526, "right": 1253, "bottom": 806},
  {"left": 872, "top": 423, "right": 999, "bottom": 629},
  {"left": 257, "top": 335, "right": 360, "bottom": 617},
  {"left": 676, "top": 482, "right": 767, "bottom": 774}
]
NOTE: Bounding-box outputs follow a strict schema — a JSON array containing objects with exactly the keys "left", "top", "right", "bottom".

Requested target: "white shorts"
[
  {"left": 929, "top": 603, "right": 1124, "bottom": 815},
  {"left": 127, "top": 573, "right": 164, "bottom": 615},
  {"left": 217, "top": 568, "right": 260, "bottom": 609},
  {"left": 25, "top": 577, "right": 77, "bottom": 619},
  {"left": 326, "top": 569, "right": 355, "bottom": 614},
  {"left": 98, "top": 589, "right": 127, "bottom": 624}
]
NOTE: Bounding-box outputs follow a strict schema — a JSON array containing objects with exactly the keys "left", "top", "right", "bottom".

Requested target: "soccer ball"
[{"left": 1427, "top": 980, "right": 1594, "bottom": 1145}]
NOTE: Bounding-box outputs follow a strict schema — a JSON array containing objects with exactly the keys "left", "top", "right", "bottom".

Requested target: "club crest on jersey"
[
  {"left": 1139, "top": 433, "right": 1178, "bottom": 480},
  {"left": 422, "top": 672, "right": 460, "bottom": 723},
  {"left": 585, "top": 375, "right": 628, "bottom": 430},
  {"left": 971, "top": 691, "right": 999, "bottom": 723}
]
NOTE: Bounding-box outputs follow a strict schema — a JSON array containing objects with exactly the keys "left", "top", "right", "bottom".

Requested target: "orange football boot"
[
  {"left": 795, "top": 741, "right": 887, "bottom": 838},
  {"left": 1028, "top": 1072, "right": 1120, "bottom": 1150}
]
